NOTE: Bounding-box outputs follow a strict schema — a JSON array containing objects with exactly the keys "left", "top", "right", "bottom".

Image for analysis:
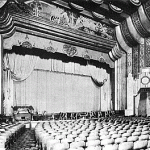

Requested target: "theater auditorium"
[{"left": 0, "top": 0, "right": 150, "bottom": 149}]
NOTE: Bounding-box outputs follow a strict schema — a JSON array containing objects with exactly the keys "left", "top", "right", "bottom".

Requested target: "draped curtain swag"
[
  {"left": 3, "top": 53, "right": 38, "bottom": 81},
  {"left": 87, "top": 63, "right": 108, "bottom": 87}
]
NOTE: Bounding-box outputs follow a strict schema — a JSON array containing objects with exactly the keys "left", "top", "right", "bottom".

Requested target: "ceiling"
[{"left": 35, "top": 0, "right": 149, "bottom": 27}]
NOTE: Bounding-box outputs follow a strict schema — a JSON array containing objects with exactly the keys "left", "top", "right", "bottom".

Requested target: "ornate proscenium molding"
[
  {"left": 109, "top": 0, "right": 150, "bottom": 61},
  {"left": 0, "top": 0, "right": 115, "bottom": 54}
]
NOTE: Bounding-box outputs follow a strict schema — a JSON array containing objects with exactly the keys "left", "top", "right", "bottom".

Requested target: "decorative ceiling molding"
[
  {"left": 143, "top": 0, "right": 150, "bottom": 21},
  {"left": 120, "top": 20, "right": 138, "bottom": 47},
  {"left": 109, "top": 0, "right": 150, "bottom": 61},
  {"left": 91, "top": 11, "right": 105, "bottom": 20},
  {"left": 126, "top": 16, "right": 144, "bottom": 44},
  {"left": 115, "top": 26, "right": 131, "bottom": 53},
  {"left": 91, "top": 0, "right": 104, "bottom": 5},
  {"left": 69, "top": 2, "right": 84, "bottom": 11},
  {"left": 129, "top": 0, "right": 141, "bottom": 6},
  {"left": 138, "top": 5, "right": 150, "bottom": 33},
  {"left": 109, "top": 19, "right": 120, "bottom": 26},
  {"left": 131, "top": 11, "right": 150, "bottom": 37},
  {"left": 109, "top": 3, "right": 123, "bottom": 14}
]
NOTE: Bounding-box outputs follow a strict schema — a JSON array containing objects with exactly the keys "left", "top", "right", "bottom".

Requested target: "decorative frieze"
[
  {"left": 25, "top": 0, "right": 114, "bottom": 40},
  {"left": 3, "top": 32, "right": 115, "bottom": 68}
]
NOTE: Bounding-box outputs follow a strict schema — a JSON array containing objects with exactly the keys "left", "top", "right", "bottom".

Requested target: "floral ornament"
[
  {"left": 45, "top": 40, "right": 57, "bottom": 53},
  {"left": 63, "top": 44, "right": 77, "bottom": 57},
  {"left": 18, "top": 34, "right": 33, "bottom": 49},
  {"left": 22, "top": 41, "right": 32, "bottom": 49},
  {"left": 99, "top": 57, "right": 105, "bottom": 63},
  {"left": 82, "top": 50, "right": 91, "bottom": 60},
  {"left": 46, "top": 46, "right": 57, "bottom": 53}
]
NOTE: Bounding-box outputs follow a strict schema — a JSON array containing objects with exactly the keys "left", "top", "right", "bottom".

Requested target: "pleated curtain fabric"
[{"left": 3, "top": 52, "right": 112, "bottom": 115}]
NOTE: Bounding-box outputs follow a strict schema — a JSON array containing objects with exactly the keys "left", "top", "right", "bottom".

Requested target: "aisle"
[{"left": 11, "top": 129, "right": 39, "bottom": 150}]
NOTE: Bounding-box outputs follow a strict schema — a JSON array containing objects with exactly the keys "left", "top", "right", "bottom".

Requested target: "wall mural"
[{"left": 26, "top": 0, "right": 114, "bottom": 40}]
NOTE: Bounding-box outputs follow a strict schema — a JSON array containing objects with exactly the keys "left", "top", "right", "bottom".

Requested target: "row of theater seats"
[
  {"left": 33, "top": 110, "right": 117, "bottom": 121},
  {"left": 0, "top": 122, "right": 25, "bottom": 150},
  {"left": 34, "top": 117, "right": 150, "bottom": 150}
]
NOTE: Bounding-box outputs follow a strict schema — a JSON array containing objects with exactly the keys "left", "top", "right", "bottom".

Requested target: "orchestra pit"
[{"left": 0, "top": 0, "right": 150, "bottom": 149}]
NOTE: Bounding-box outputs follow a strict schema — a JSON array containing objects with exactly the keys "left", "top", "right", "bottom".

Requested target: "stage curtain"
[
  {"left": 87, "top": 64, "right": 108, "bottom": 86},
  {"left": 35, "top": 57, "right": 89, "bottom": 76},
  {"left": 13, "top": 70, "right": 101, "bottom": 114},
  {"left": 3, "top": 53, "right": 38, "bottom": 81},
  {"left": 3, "top": 70, "right": 14, "bottom": 116}
]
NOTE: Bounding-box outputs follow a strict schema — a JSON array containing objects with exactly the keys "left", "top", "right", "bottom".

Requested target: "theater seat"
[
  {"left": 86, "top": 140, "right": 100, "bottom": 147},
  {"left": 101, "top": 138, "right": 114, "bottom": 146},
  {"left": 127, "top": 136, "right": 139, "bottom": 142},
  {"left": 138, "top": 135, "right": 149, "bottom": 140},
  {"left": 115, "top": 137, "right": 127, "bottom": 144},
  {"left": 119, "top": 142, "right": 134, "bottom": 150},
  {"left": 103, "top": 144, "right": 118, "bottom": 150},
  {"left": 53, "top": 143, "right": 69, "bottom": 150},
  {"left": 133, "top": 140, "right": 148, "bottom": 149},
  {"left": 85, "top": 146, "right": 102, "bottom": 150},
  {"left": 70, "top": 141, "right": 85, "bottom": 148}
]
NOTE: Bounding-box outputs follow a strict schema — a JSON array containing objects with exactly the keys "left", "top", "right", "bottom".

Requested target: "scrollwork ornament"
[{"left": 63, "top": 44, "right": 77, "bottom": 57}]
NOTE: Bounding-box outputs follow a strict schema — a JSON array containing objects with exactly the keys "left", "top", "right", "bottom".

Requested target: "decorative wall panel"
[
  {"left": 145, "top": 38, "right": 150, "bottom": 67},
  {"left": 127, "top": 48, "right": 132, "bottom": 75},
  {"left": 132, "top": 45, "right": 139, "bottom": 78},
  {"left": 139, "top": 44, "right": 145, "bottom": 69}
]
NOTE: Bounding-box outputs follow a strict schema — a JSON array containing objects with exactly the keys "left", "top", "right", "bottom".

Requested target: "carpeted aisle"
[{"left": 11, "top": 129, "right": 39, "bottom": 150}]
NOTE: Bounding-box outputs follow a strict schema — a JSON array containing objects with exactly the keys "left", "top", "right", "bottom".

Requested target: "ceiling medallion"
[
  {"left": 69, "top": 2, "right": 84, "bottom": 11},
  {"left": 63, "top": 44, "right": 77, "bottom": 57},
  {"left": 109, "top": 4, "right": 123, "bottom": 13},
  {"left": 91, "top": 0, "right": 104, "bottom": 5},
  {"left": 130, "top": 0, "right": 141, "bottom": 6},
  {"left": 92, "top": 11, "right": 105, "bottom": 20},
  {"left": 141, "top": 76, "right": 150, "bottom": 85}
]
